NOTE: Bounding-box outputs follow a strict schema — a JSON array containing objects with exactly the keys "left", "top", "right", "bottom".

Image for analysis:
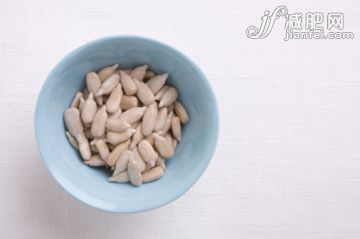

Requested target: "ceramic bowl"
[{"left": 35, "top": 36, "right": 219, "bottom": 213}]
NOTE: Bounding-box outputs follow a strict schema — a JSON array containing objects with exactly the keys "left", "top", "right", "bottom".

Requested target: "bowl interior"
[{"left": 35, "top": 36, "right": 219, "bottom": 213}]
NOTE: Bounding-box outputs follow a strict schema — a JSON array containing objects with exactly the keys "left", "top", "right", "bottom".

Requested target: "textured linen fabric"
[{"left": 1, "top": 0, "right": 360, "bottom": 238}]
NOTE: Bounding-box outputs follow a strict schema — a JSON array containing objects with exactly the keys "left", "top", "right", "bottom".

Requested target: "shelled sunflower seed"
[{"left": 64, "top": 64, "right": 189, "bottom": 186}]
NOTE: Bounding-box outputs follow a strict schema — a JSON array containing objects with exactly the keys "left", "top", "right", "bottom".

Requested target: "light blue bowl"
[{"left": 35, "top": 36, "right": 219, "bottom": 213}]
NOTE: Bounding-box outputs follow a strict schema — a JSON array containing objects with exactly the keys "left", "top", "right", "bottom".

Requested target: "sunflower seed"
[
  {"left": 171, "top": 116, "right": 181, "bottom": 142},
  {"left": 174, "top": 101, "right": 189, "bottom": 123},
  {"left": 107, "top": 139, "right": 130, "bottom": 166},
  {"left": 96, "top": 74, "right": 120, "bottom": 97},
  {"left": 106, "top": 83, "right": 122, "bottom": 113},
  {"left": 78, "top": 135, "right": 91, "bottom": 161},
  {"left": 138, "top": 140, "right": 158, "bottom": 167},
  {"left": 134, "top": 78, "right": 155, "bottom": 105},
  {"left": 142, "top": 102, "right": 158, "bottom": 136},
  {"left": 71, "top": 92, "right": 83, "bottom": 108},
  {"left": 127, "top": 157, "right": 142, "bottom": 186},
  {"left": 131, "top": 147, "right": 146, "bottom": 172},
  {"left": 106, "top": 117, "right": 130, "bottom": 133},
  {"left": 154, "top": 107, "right": 168, "bottom": 131},
  {"left": 142, "top": 166, "right": 164, "bottom": 183},
  {"left": 157, "top": 111, "right": 173, "bottom": 136},
  {"left": 91, "top": 106, "right": 108, "bottom": 137},
  {"left": 113, "top": 150, "right": 133, "bottom": 176},
  {"left": 146, "top": 73, "right": 169, "bottom": 94},
  {"left": 85, "top": 155, "right": 106, "bottom": 167},
  {"left": 86, "top": 72, "right": 103, "bottom": 104},
  {"left": 108, "top": 171, "right": 129, "bottom": 183},
  {"left": 120, "top": 106, "right": 146, "bottom": 124},
  {"left": 159, "top": 87, "right": 178, "bottom": 107},
  {"left": 64, "top": 108, "right": 91, "bottom": 160},
  {"left": 81, "top": 93, "right": 97, "bottom": 124},
  {"left": 130, "top": 65, "right": 147, "bottom": 81},
  {"left": 86, "top": 72, "right": 101, "bottom": 95},
  {"left": 154, "top": 85, "right": 170, "bottom": 101},
  {"left": 153, "top": 133, "right": 174, "bottom": 159},
  {"left": 120, "top": 95, "right": 138, "bottom": 110},
  {"left": 106, "top": 129, "right": 136, "bottom": 145},
  {"left": 130, "top": 123, "right": 144, "bottom": 149},
  {"left": 120, "top": 71, "right": 137, "bottom": 96},
  {"left": 95, "top": 139, "right": 110, "bottom": 161},
  {"left": 98, "top": 64, "right": 118, "bottom": 82}
]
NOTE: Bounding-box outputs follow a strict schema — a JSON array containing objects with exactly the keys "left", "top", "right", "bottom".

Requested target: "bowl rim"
[{"left": 34, "top": 35, "right": 219, "bottom": 213}]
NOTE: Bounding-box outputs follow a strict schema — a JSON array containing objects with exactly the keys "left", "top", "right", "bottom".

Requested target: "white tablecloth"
[{"left": 1, "top": 0, "right": 360, "bottom": 238}]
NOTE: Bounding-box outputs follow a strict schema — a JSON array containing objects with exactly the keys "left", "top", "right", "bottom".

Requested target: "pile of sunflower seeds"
[{"left": 64, "top": 64, "right": 189, "bottom": 186}]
